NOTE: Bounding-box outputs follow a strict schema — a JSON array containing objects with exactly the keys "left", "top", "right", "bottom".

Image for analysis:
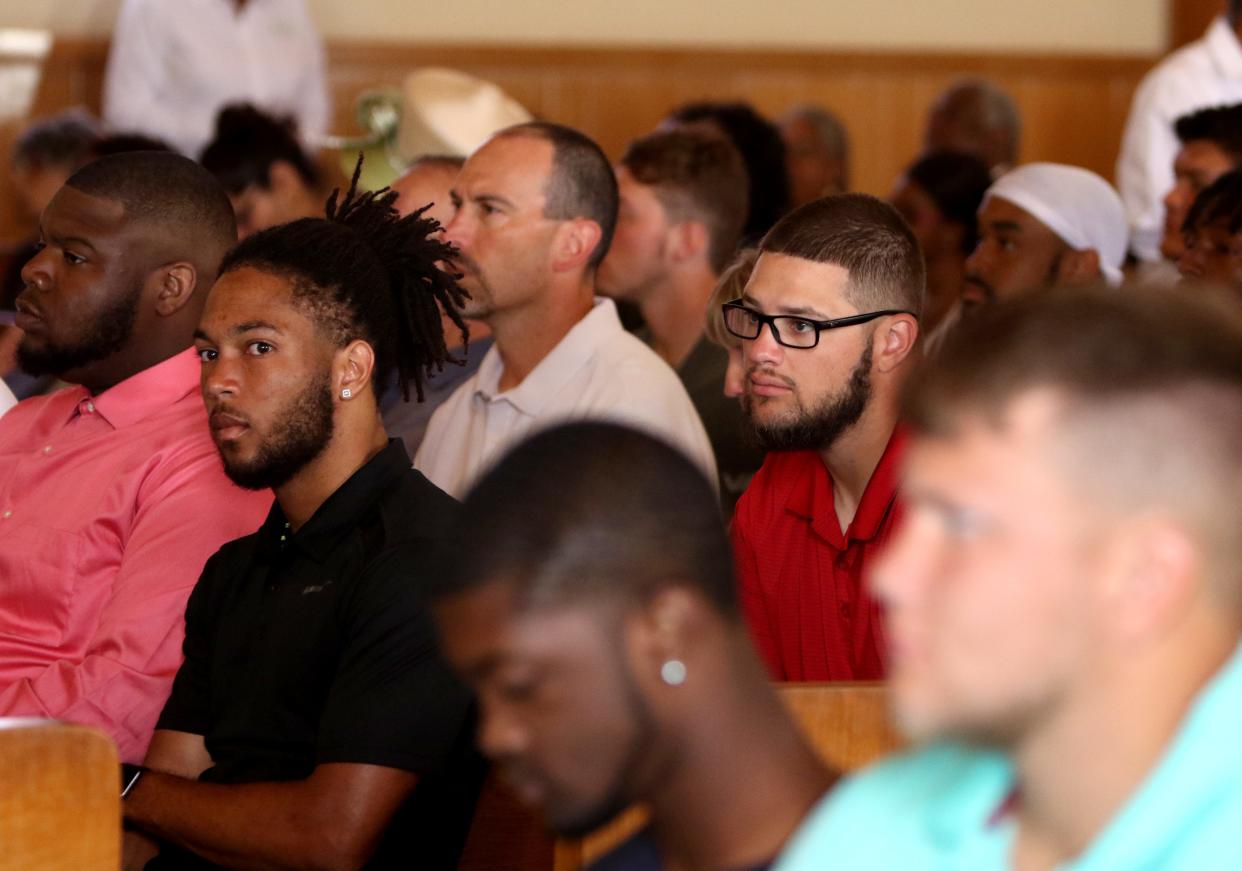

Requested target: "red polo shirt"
[{"left": 730, "top": 429, "right": 907, "bottom": 681}]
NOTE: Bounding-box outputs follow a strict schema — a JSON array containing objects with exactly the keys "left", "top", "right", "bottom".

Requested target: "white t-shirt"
[
  {"left": 102, "top": 0, "right": 329, "bottom": 158},
  {"left": 1116, "top": 16, "right": 1242, "bottom": 262},
  {"left": 414, "top": 298, "right": 718, "bottom": 499}
]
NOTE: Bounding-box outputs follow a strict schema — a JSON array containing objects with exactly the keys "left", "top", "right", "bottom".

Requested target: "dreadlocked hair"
[{"left": 219, "top": 156, "right": 469, "bottom": 402}]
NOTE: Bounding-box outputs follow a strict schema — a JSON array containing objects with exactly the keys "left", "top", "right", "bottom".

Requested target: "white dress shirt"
[
  {"left": 0, "top": 379, "right": 15, "bottom": 421},
  {"left": 414, "top": 298, "right": 718, "bottom": 499},
  {"left": 102, "top": 0, "right": 329, "bottom": 158},
  {"left": 1116, "top": 16, "right": 1242, "bottom": 262}
]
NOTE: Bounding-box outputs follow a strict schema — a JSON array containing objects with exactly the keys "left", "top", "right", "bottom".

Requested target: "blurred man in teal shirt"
[{"left": 778, "top": 285, "right": 1242, "bottom": 871}]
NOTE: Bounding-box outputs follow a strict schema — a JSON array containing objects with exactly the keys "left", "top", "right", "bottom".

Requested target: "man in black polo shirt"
[{"left": 121, "top": 170, "right": 484, "bottom": 870}]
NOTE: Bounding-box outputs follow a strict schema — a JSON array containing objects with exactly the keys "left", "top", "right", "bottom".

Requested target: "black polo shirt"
[{"left": 152, "top": 440, "right": 484, "bottom": 870}]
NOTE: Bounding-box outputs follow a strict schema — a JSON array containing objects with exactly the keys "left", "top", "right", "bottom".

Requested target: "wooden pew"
[{"left": 0, "top": 719, "right": 120, "bottom": 871}]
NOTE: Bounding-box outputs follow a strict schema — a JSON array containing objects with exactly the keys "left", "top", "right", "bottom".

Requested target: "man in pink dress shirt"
[{"left": 0, "top": 151, "right": 271, "bottom": 762}]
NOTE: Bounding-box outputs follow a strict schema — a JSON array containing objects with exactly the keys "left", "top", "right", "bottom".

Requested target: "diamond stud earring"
[
  {"left": 341, "top": 388, "right": 352, "bottom": 399},
  {"left": 660, "top": 659, "right": 687, "bottom": 686}
]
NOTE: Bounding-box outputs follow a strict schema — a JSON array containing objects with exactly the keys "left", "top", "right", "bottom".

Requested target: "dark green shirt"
[{"left": 674, "top": 335, "right": 764, "bottom": 516}]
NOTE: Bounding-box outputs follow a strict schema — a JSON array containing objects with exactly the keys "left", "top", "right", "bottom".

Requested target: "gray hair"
[
  {"left": 941, "top": 77, "right": 1022, "bottom": 163},
  {"left": 781, "top": 103, "right": 850, "bottom": 165}
]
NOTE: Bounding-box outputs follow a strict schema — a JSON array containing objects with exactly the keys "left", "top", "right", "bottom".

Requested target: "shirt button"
[
  {"left": 41, "top": 445, "right": 52, "bottom": 455},
  {"left": 85, "top": 402, "right": 95, "bottom": 413},
  {"left": 1, "top": 511, "right": 10, "bottom": 519},
  {"left": 839, "top": 603, "right": 852, "bottom": 619}
]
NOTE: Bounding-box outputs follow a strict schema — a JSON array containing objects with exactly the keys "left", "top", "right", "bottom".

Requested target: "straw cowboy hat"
[
  {"left": 397, "top": 67, "right": 533, "bottom": 161},
  {"left": 330, "top": 68, "right": 532, "bottom": 190}
]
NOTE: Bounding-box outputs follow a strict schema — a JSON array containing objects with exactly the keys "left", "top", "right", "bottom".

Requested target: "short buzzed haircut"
[
  {"left": 1174, "top": 104, "right": 1242, "bottom": 162},
  {"left": 760, "top": 194, "right": 926, "bottom": 318},
  {"left": 621, "top": 128, "right": 748, "bottom": 273},
  {"left": 66, "top": 151, "right": 237, "bottom": 271},
  {"left": 433, "top": 422, "right": 738, "bottom": 616},
  {"left": 906, "top": 286, "right": 1242, "bottom": 605},
  {"left": 499, "top": 122, "right": 618, "bottom": 269},
  {"left": 90, "top": 133, "right": 173, "bottom": 159}
]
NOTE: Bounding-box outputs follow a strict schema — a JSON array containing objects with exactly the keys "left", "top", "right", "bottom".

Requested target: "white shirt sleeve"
[
  {"left": 101, "top": 0, "right": 190, "bottom": 151},
  {"left": 0, "top": 380, "right": 18, "bottom": 421},
  {"left": 288, "top": 1, "right": 331, "bottom": 145},
  {"left": 1116, "top": 72, "right": 1179, "bottom": 263}
]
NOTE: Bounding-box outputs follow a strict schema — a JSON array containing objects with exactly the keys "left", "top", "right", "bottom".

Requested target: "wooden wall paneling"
[
  {"left": 5, "top": 39, "right": 1155, "bottom": 244},
  {"left": 0, "top": 721, "right": 120, "bottom": 871},
  {"left": 1171, "top": 0, "right": 1227, "bottom": 50}
]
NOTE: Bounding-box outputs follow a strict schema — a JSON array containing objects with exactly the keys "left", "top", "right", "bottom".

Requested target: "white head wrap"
[{"left": 984, "top": 163, "right": 1127, "bottom": 287}]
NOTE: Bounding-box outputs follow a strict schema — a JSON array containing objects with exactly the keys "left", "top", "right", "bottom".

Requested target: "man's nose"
[
  {"left": 744, "top": 321, "right": 785, "bottom": 367},
  {"left": 19, "top": 246, "right": 53, "bottom": 292}
]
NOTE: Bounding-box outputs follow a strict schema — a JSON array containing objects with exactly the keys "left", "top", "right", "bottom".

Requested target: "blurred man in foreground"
[
  {"left": 434, "top": 422, "right": 833, "bottom": 871},
  {"left": 778, "top": 286, "right": 1242, "bottom": 870}
]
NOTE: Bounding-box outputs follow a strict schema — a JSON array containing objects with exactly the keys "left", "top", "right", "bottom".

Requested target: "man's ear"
[
  {"left": 873, "top": 313, "right": 920, "bottom": 374},
  {"left": 335, "top": 339, "right": 377, "bottom": 402},
  {"left": 152, "top": 262, "right": 198, "bottom": 317},
  {"left": 549, "top": 219, "right": 604, "bottom": 272},
  {"left": 668, "top": 220, "right": 710, "bottom": 265},
  {"left": 1056, "top": 248, "right": 1102, "bottom": 286},
  {"left": 266, "top": 160, "right": 303, "bottom": 196},
  {"left": 627, "top": 586, "right": 700, "bottom": 687},
  {"left": 1097, "top": 517, "right": 1200, "bottom": 646}
]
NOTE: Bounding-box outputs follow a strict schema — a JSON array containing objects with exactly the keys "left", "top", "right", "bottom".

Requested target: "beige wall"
[{"left": 8, "top": 0, "right": 1170, "bottom": 55}]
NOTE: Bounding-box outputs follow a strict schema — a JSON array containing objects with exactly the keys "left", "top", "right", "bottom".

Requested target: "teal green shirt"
[{"left": 775, "top": 643, "right": 1242, "bottom": 870}]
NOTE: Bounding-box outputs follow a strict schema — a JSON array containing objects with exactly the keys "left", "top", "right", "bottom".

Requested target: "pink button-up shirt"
[{"left": 0, "top": 349, "right": 271, "bottom": 762}]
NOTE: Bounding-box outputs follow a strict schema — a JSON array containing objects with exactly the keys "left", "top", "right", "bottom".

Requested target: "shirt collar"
[
  {"left": 260, "top": 439, "right": 413, "bottom": 564},
  {"left": 786, "top": 427, "right": 909, "bottom": 548},
  {"left": 1205, "top": 16, "right": 1242, "bottom": 80},
  {"left": 924, "top": 747, "right": 1015, "bottom": 856},
  {"left": 86, "top": 348, "right": 202, "bottom": 430},
  {"left": 473, "top": 298, "right": 621, "bottom": 417},
  {"left": 930, "top": 642, "right": 1242, "bottom": 860}
]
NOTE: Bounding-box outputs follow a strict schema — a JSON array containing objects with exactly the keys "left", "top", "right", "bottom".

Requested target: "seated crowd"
[{"left": 1, "top": 5, "right": 1242, "bottom": 870}]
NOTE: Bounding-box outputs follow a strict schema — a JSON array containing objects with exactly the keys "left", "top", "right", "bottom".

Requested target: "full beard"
[
  {"left": 17, "top": 282, "right": 141, "bottom": 377},
  {"left": 220, "top": 369, "right": 336, "bottom": 490},
  {"left": 743, "top": 343, "right": 872, "bottom": 452}
]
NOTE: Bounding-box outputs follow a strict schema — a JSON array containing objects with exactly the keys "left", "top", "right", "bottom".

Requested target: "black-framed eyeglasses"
[{"left": 721, "top": 302, "right": 912, "bottom": 349}]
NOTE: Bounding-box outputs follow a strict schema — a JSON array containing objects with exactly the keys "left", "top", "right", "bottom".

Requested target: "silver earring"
[
  {"left": 660, "top": 659, "right": 687, "bottom": 686},
  {"left": 340, "top": 388, "right": 352, "bottom": 399}
]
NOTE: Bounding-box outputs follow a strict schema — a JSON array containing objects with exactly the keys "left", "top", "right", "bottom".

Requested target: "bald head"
[
  {"left": 390, "top": 155, "right": 464, "bottom": 224},
  {"left": 925, "top": 78, "right": 1021, "bottom": 172}
]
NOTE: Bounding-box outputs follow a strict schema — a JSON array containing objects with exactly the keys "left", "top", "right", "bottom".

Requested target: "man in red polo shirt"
[{"left": 727, "top": 194, "right": 924, "bottom": 681}]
